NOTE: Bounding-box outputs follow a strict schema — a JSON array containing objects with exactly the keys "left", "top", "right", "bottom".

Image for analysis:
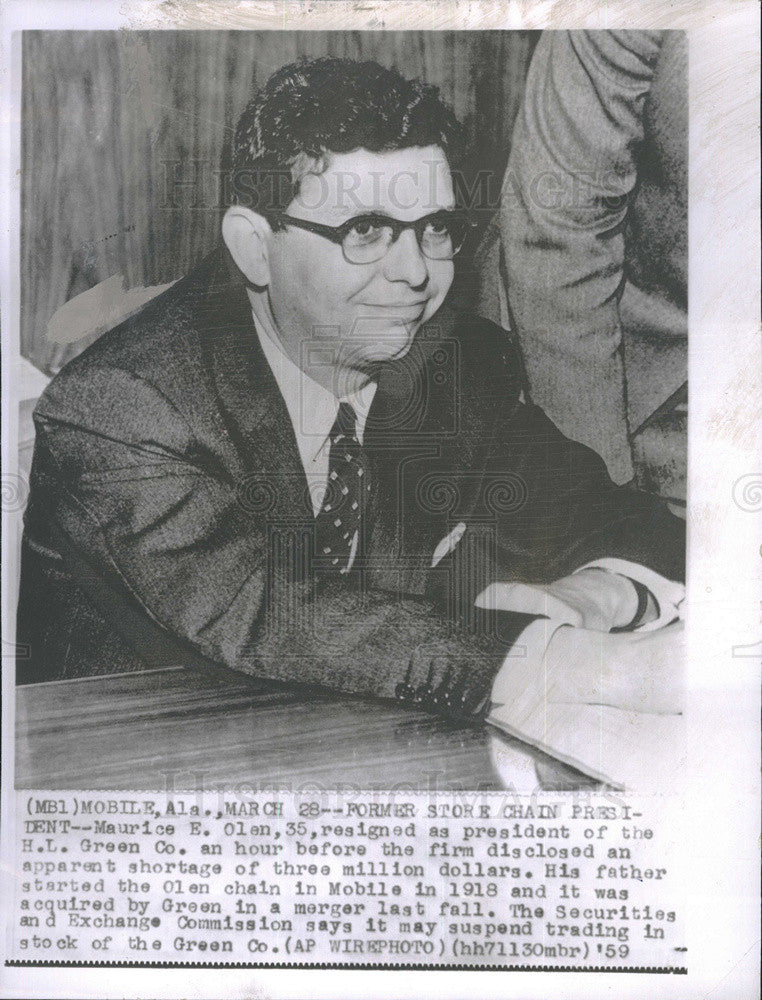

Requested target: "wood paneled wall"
[{"left": 21, "top": 30, "right": 537, "bottom": 374}]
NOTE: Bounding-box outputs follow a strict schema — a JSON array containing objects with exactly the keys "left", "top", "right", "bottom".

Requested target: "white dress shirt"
[{"left": 254, "top": 310, "right": 377, "bottom": 572}]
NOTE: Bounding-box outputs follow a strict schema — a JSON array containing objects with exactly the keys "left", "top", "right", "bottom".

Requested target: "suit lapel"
[
  {"left": 363, "top": 310, "right": 460, "bottom": 594},
  {"left": 195, "top": 251, "right": 313, "bottom": 525}
]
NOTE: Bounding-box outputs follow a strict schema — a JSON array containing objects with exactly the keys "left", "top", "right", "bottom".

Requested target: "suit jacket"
[{"left": 16, "top": 248, "right": 685, "bottom": 720}]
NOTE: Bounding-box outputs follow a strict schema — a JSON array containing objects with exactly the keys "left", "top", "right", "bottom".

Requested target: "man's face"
[{"left": 266, "top": 145, "right": 455, "bottom": 381}]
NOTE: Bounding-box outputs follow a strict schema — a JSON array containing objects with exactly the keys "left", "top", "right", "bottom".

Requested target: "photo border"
[{"left": 1, "top": 2, "right": 759, "bottom": 999}]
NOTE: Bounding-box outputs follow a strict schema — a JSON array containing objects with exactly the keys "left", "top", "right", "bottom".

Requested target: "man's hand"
[
  {"left": 545, "top": 620, "right": 685, "bottom": 715},
  {"left": 475, "top": 568, "right": 640, "bottom": 631}
]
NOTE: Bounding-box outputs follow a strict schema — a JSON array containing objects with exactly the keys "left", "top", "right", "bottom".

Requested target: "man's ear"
[{"left": 221, "top": 206, "right": 273, "bottom": 288}]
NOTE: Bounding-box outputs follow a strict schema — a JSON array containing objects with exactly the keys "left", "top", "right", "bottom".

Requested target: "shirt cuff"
[
  {"left": 488, "top": 560, "right": 684, "bottom": 710},
  {"left": 489, "top": 618, "right": 564, "bottom": 709},
  {"left": 572, "top": 558, "right": 684, "bottom": 632}
]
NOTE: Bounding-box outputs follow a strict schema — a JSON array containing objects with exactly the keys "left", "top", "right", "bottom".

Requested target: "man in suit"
[{"left": 17, "top": 57, "right": 685, "bottom": 725}]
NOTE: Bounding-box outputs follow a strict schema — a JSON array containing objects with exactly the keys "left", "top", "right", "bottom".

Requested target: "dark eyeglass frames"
[{"left": 271, "top": 209, "right": 475, "bottom": 264}]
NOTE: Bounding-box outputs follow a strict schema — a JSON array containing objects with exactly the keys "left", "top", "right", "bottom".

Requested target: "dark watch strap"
[{"left": 610, "top": 578, "right": 653, "bottom": 632}]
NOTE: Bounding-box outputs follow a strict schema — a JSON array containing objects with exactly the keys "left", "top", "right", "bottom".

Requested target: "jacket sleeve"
[
  {"left": 486, "top": 396, "right": 685, "bottom": 585},
  {"left": 25, "top": 366, "right": 521, "bottom": 718},
  {"left": 418, "top": 317, "right": 683, "bottom": 607},
  {"left": 502, "top": 30, "right": 665, "bottom": 483}
]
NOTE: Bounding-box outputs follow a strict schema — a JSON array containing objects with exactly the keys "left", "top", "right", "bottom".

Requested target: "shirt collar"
[{"left": 251, "top": 307, "right": 377, "bottom": 471}]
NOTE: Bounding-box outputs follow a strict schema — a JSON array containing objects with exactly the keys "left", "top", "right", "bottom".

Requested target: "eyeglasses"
[{"left": 273, "top": 209, "right": 475, "bottom": 264}]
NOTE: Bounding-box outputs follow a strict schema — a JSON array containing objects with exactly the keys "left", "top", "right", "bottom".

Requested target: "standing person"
[{"left": 501, "top": 30, "right": 687, "bottom": 485}]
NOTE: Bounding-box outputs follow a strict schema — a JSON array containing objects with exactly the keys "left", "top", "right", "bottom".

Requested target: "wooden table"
[{"left": 15, "top": 667, "right": 591, "bottom": 790}]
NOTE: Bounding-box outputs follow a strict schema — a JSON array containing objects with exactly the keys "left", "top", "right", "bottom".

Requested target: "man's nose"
[{"left": 382, "top": 227, "right": 429, "bottom": 287}]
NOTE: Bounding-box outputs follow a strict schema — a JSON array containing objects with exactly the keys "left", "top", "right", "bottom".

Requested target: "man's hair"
[{"left": 229, "top": 56, "right": 466, "bottom": 222}]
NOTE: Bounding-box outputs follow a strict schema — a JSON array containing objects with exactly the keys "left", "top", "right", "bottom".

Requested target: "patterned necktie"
[{"left": 314, "top": 401, "right": 371, "bottom": 574}]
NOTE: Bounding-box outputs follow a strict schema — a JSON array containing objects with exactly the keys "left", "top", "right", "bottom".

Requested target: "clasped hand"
[
  {"left": 477, "top": 569, "right": 683, "bottom": 715},
  {"left": 474, "top": 568, "right": 639, "bottom": 631}
]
